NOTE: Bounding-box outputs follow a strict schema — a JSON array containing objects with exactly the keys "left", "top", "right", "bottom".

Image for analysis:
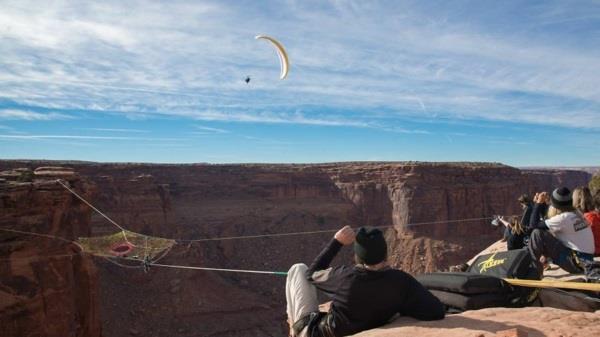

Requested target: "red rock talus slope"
[
  {"left": 0, "top": 168, "right": 101, "bottom": 337},
  {"left": 0, "top": 161, "right": 591, "bottom": 337}
]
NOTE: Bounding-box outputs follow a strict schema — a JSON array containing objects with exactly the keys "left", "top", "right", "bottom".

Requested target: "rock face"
[
  {"left": 323, "top": 163, "right": 591, "bottom": 273},
  {"left": 0, "top": 168, "right": 101, "bottom": 337},
  {"left": 0, "top": 161, "right": 592, "bottom": 337},
  {"left": 520, "top": 168, "right": 592, "bottom": 192}
]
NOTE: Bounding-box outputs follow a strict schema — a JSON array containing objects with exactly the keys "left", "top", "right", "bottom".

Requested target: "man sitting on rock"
[
  {"left": 528, "top": 187, "right": 595, "bottom": 274},
  {"left": 285, "top": 226, "right": 445, "bottom": 337}
]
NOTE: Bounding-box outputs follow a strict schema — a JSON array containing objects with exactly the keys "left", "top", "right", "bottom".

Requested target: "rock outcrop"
[{"left": 0, "top": 168, "right": 101, "bottom": 337}]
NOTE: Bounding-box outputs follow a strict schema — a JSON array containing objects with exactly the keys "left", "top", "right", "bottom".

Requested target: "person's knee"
[
  {"left": 288, "top": 263, "right": 308, "bottom": 275},
  {"left": 530, "top": 229, "right": 544, "bottom": 243}
]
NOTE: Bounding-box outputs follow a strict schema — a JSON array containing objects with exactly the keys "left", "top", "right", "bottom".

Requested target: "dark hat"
[
  {"left": 354, "top": 227, "right": 387, "bottom": 265},
  {"left": 551, "top": 187, "right": 573, "bottom": 211}
]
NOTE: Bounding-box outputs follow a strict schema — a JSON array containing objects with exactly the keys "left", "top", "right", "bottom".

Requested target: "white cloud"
[
  {"left": 0, "top": 109, "right": 71, "bottom": 120},
  {"left": 382, "top": 127, "right": 431, "bottom": 135},
  {"left": 0, "top": 134, "right": 135, "bottom": 140},
  {"left": 80, "top": 128, "right": 149, "bottom": 133},
  {"left": 183, "top": 110, "right": 372, "bottom": 127},
  {"left": 0, "top": 134, "right": 183, "bottom": 141},
  {"left": 193, "top": 125, "right": 229, "bottom": 134},
  {"left": 0, "top": 0, "right": 599, "bottom": 129}
]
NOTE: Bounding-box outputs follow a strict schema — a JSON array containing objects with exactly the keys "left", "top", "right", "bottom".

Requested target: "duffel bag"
[
  {"left": 468, "top": 248, "right": 539, "bottom": 280},
  {"left": 429, "top": 289, "right": 511, "bottom": 311},
  {"left": 416, "top": 272, "right": 511, "bottom": 295}
]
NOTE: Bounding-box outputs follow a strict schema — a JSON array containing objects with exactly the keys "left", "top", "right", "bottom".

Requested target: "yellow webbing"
[{"left": 504, "top": 278, "right": 600, "bottom": 292}]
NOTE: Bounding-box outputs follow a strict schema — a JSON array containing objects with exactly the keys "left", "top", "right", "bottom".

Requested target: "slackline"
[{"left": 504, "top": 278, "right": 600, "bottom": 292}]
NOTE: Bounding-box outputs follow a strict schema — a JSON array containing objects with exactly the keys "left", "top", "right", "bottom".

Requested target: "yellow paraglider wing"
[{"left": 255, "top": 35, "right": 289, "bottom": 80}]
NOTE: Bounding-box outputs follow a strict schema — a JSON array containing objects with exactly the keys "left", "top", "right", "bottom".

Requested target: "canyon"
[{"left": 0, "top": 161, "right": 592, "bottom": 337}]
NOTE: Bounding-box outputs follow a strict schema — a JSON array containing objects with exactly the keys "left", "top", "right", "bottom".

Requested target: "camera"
[{"left": 491, "top": 215, "right": 500, "bottom": 227}]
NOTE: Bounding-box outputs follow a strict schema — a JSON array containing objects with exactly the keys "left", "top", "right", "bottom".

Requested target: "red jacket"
[{"left": 584, "top": 211, "right": 600, "bottom": 256}]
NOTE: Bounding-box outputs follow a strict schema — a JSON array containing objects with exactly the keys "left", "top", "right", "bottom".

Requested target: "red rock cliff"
[{"left": 0, "top": 168, "right": 101, "bottom": 337}]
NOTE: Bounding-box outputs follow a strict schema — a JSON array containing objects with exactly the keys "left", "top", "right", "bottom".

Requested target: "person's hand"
[
  {"left": 534, "top": 192, "right": 549, "bottom": 204},
  {"left": 334, "top": 226, "right": 355, "bottom": 245},
  {"left": 540, "top": 192, "right": 550, "bottom": 204}
]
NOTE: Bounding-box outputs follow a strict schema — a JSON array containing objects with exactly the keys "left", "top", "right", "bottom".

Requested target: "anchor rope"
[
  {"left": 0, "top": 227, "right": 84, "bottom": 251},
  {"left": 150, "top": 262, "right": 288, "bottom": 275},
  {"left": 109, "top": 255, "right": 288, "bottom": 275},
  {"left": 56, "top": 179, "right": 132, "bottom": 245},
  {"left": 0, "top": 253, "right": 81, "bottom": 263}
]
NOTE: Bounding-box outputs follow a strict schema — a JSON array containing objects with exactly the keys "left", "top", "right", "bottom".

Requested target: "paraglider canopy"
[{"left": 255, "top": 35, "right": 289, "bottom": 80}]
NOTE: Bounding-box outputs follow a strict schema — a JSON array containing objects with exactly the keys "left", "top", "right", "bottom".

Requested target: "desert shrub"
[
  {"left": 589, "top": 173, "right": 600, "bottom": 194},
  {"left": 16, "top": 171, "right": 34, "bottom": 182}
]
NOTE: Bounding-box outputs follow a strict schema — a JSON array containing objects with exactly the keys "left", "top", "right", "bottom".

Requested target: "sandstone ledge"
[{"left": 353, "top": 307, "right": 600, "bottom": 337}]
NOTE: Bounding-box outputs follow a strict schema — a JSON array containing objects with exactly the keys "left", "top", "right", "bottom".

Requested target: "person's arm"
[
  {"left": 498, "top": 217, "right": 511, "bottom": 228},
  {"left": 305, "top": 238, "right": 343, "bottom": 280},
  {"left": 529, "top": 203, "right": 549, "bottom": 231},
  {"left": 305, "top": 226, "right": 355, "bottom": 296},
  {"left": 306, "top": 225, "right": 354, "bottom": 279},
  {"left": 544, "top": 215, "right": 568, "bottom": 234},
  {"left": 400, "top": 276, "right": 445, "bottom": 320}
]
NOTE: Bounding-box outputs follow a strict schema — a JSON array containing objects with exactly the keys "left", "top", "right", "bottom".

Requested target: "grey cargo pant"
[
  {"left": 528, "top": 229, "right": 583, "bottom": 274},
  {"left": 286, "top": 263, "right": 319, "bottom": 337}
]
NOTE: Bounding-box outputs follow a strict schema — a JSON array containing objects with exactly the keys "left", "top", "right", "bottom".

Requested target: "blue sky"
[{"left": 1, "top": 0, "right": 599, "bottom": 165}]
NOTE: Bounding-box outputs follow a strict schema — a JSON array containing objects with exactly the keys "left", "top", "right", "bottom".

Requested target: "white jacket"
[{"left": 545, "top": 212, "right": 595, "bottom": 254}]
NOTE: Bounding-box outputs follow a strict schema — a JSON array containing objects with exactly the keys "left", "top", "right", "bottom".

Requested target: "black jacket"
[
  {"left": 305, "top": 239, "right": 445, "bottom": 336},
  {"left": 528, "top": 203, "right": 549, "bottom": 233},
  {"left": 520, "top": 203, "right": 533, "bottom": 229}
]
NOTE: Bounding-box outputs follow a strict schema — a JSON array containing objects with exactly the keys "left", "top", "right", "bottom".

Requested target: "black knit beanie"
[
  {"left": 354, "top": 227, "right": 387, "bottom": 265},
  {"left": 551, "top": 187, "right": 573, "bottom": 211}
]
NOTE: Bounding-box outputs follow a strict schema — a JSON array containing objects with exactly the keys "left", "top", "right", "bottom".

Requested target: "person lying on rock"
[
  {"left": 285, "top": 226, "right": 445, "bottom": 337},
  {"left": 528, "top": 187, "right": 595, "bottom": 274}
]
